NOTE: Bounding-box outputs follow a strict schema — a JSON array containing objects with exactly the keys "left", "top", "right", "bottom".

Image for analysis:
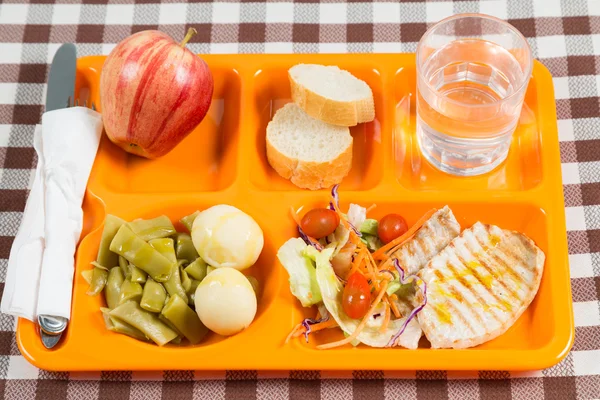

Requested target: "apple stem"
[{"left": 180, "top": 28, "right": 198, "bottom": 48}]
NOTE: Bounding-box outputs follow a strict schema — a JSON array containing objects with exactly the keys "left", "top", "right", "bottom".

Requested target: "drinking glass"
[{"left": 416, "top": 14, "right": 533, "bottom": 176}]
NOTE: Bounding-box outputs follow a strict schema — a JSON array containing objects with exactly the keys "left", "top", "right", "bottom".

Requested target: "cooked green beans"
[
  {"left": 148, "top": 238, "right": 177, "bottom": 263},
  {"left": 119, "top": 279, "right": 143, "bottom": 304},
  {"left": 130, "top": 264, "right": 148, "bottom": 284},
  {"left": 140, "top": 278, "right": 167, "bottom": 313},
  {"left": 86, "top": 267, "right": 108, "bottom": 296},
  {"left": 163, "top": 261, "right": 188, "bottom": 304},
  {"left": 180, "top": 210, "right": 200, "bottom": 232},
  {"left": 127, "top": 215, "right": 176, "bottom": 241},
  {"left": 96, "top": 215, "right": 127, "bottom": 269},
  {"left": 109, "top": 225, "right": 173, "bottom": 282},
  {"left": 81, "top": 269, "right": 93, "bottom": 285},
  {"left": 175, "top": 233, "right": 198, "bottom": 262},
  {"left": 184, "top": 258, "right": 207, "bottom": 281},
  {"left": 181, "top": 268, "right": 192, "bottom": 292},
  {"left": 109, "top": 301, "right": 178, "bottom": 346},
  {"left": 161, "top": 295, "right": 208, "bottom": 345},
  {"left": 105, "top": 267, "right": 124, "bottom": 309},
  {"left": 100, "top": 308, "right": 148, "bottom": 342},
  {"left": 119, "top": 256, "right": 130, "bottom": 278},
  {"left": 87, "top": 213, "right": 261, "bottom": 347}
]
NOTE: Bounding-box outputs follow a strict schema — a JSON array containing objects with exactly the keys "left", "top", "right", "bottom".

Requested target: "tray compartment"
[
  {"left": 89, "top": 66, "right": 241, "bottom": 194},
  {"left": 248, "top": 65, "right": 385, "bottom": 191},
  {"left": 394, "top": 63, "right": 543, "bottom": 192},
  {"left": 63, "top": 196, "right": 281, "bottom": 353},
  {"left": 287, "top": 197, "right": 553, "bottom": 351}
]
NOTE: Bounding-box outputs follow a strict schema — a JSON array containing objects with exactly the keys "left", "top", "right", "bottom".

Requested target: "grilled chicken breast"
[
  {"left": 417, "top": 222, "right": 545, "bottom": 349},
  {"left": 391, "top": 206, "right": 461, "bottom": 275}
]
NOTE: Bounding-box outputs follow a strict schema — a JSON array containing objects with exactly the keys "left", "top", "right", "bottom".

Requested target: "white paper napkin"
[{"left": 1, "top": 107, "right": 103, "bottom": 321}]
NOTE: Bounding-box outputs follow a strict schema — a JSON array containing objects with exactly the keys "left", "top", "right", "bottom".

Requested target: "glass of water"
[{"left": 416, "top": 14, "right": 533, "bottom": 176}]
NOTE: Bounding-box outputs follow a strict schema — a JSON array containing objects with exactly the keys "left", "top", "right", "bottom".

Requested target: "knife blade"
[{"left": 45, "top": 43, "right": 77, "bottom": 112}]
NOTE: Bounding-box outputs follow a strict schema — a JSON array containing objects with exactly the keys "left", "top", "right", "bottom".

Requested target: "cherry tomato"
[
  {"left": 342, "top": 272, "right": 371, "bottom": 319},
  {"left": 300, "top": 208, "right": 340, "bottom": 239},
  {"left": 378, "top": 213, "right": 408, "bottom": 244}
]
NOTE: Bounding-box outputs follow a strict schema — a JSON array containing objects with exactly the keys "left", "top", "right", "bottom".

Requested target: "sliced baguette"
[
  {"left": 289, "top": 64, "right": 375, "bottom": 127},
  {"left": 266, "top": 103, "right": 352, "bottom": 190}
]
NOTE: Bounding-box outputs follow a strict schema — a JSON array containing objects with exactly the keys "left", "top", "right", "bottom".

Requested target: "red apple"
[{"left": 100, "top": 29, "right": 213, "bottom": 158}]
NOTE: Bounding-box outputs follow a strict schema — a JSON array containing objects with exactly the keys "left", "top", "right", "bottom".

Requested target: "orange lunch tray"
[{"left": 16, "top": 54, "right": 573, "bottom": 371}]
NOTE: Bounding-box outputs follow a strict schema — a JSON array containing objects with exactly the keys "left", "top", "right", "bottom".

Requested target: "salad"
[{"left": 278, "top": 186, "right": 433, "bottom": 349}]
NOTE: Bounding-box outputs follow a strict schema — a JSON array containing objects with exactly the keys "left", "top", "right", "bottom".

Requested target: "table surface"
[{"left": 0, "top": 0, "right": 599, "bottom": 399}]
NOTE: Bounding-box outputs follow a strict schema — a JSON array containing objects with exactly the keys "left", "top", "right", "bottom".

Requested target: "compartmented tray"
[{"left": 16, "top": 54, "right": 573, "bottom": 371}]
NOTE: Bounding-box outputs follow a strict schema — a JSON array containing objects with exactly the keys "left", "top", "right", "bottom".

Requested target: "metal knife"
[{"left": 38, "top": 43, "right": 77, "bottom": 349}]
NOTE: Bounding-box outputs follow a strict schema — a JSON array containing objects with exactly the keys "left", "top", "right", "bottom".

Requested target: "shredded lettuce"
[
  {"left": 323, "top": 223, "right": 350, "bottom": 257},
  {"left": 277, "top": 238, "right": 323, "bottom": 307},
  {"left": 359, "top": 219, "right": 379, "bottom": 236},
  {"left": 386, "top": 274, "right": 416, "bottom": 297},
  {"left": 347, "top": 204, "right": 367, "bottom": 229}
]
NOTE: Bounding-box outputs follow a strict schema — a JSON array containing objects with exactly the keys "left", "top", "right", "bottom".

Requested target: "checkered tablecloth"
[{"left": 0, "top": 0, "right": 599, "bottom": 398}]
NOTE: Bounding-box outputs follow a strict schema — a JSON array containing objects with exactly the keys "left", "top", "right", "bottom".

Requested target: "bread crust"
[
  {"left": 266, "top": 130, "right": 353, "bottom": 190},
  {"left": 289, "top": 70, "right": 375, "bottom": 127}
]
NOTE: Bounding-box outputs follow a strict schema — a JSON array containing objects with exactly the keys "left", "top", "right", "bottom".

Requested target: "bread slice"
[
  {"left": 289, "top": 64, "right": 375, "bottom": 127},
  {"left": 266, "top": 103, "right": 352, "bottom": 190}
]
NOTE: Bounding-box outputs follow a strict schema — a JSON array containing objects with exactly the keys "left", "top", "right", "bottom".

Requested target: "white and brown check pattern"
[{"left": 0, "top": 0, "right": 599, "bottom": 399}]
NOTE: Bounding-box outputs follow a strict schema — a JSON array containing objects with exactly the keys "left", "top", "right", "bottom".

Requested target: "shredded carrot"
[
  {"left": 366, "top": 204, "right": 377, "bottom": 214},
  {"left": 294, "top": 319, "right": 338, "bottom": 337},
  {"left": 379, "top": 303, "right": 391, "bottom": 333},
  {"left": 290, "top": 319, "right": 339, "bottom": 339},
  {"left": 348, "top": 257, "right": 364, "bottom": 277},
  {"left": 372, "top": 208, "right": 437, "bottom": 260},
  {"left": 317, "top": 281, "right": 389, "bottom": 349},
  {"left": 285, "top": 323, "right": 304, "bottom": 343},
  {"left": 388, "top": 295, "right": 401, "bottom": 318},
  {"left": 389, "top": 294, "right": 398, "bottom": 301}
]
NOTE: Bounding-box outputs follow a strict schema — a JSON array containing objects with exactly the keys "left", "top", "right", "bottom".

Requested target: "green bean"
[
  {"left": 130, "top": 264, "right": 148, "bottom": 284},
  {"left": 148, "top": 238, "right": 187, "bottom": 301},
  {"left": 186, "top": 279, "right": 200, "bottom": 306},
  {"left": 127, "top": 215, "right": 176, "bottom": 241},
  {"left": 148, "top": 238, "right": 176, "bottom": 263},
  {"left": 184, "top": 258, "right": 207, "bottom": 281},
  {"left": 119, "top": 279, "right": 143, "bottom": 304},
  {"left": 81, "top": 269, "right": 93, "bottom": 285},
  {"left": 90, "top": 261, "right": 108, "bottom": 270},
  {"left": 187, "top": 279, "right": 200, "bottom": 296},
  {"left": 161, "top": 295, "right": 209, "bottom": 345},
  {"left": 109, "top": 301, "right": 178, "bottom": 346},
  {"left": 109, "top": 225, "right": 173, "bottom": 282},
  {"left": 119, "top": 256, "right": 130, "bottom": 278},
  {"left": 170, "top": 336, "right": 183, "bottom": 345},
  {"left": 163, "top": 261, "right": 188, "bottom": 304},
  {"left": 158, "top": 314, "right": 183, "bottom": 337},
  {"left": 181, "top": 268, "right": 192, "bottom": 292},
  {"left": 86, "top": 267, "right": 108, "bottom": 296},
  {"left": 175, "top": 233, "right": 198, "bottom": 262},
  {"left": 140, "top": 278, "right": 167, "bottom": 313},
  {"left": 246, "top": 276, "right": 259, "bottom": 295},
  {"left": 96, "top": 215, "right": 127, "bottom": 270},
  {"left": 100, "top": 307, "right": 149, "bottom": 342},
  {"left": 180, "top": 210, "right": 200, "bottom": 233},
  {"left": 105, "top": 267, "right": 125, "bottom": 309}
]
